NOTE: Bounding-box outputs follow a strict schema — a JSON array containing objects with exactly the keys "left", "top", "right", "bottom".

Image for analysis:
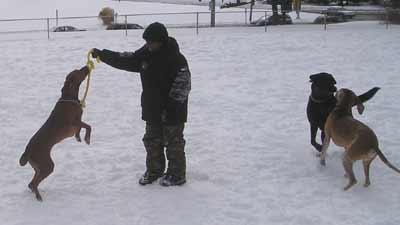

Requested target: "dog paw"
[
  {"left": 320, "top": 159, "right": 326, "bottom": 166},
  {"left": 75, "top": 136, "right": 82, "bottom": 142},
  {"left": 344, "top": 181, "right": 357, "bottom": 191},
  {"left": 84, "top": 137, "right": 91, "bottom": 145},
  {"left": 28, "top": 183, "right": 34, "bottom": 191},
  {"left": 35, "top": 194, "right": 43, "bottom": 202}
]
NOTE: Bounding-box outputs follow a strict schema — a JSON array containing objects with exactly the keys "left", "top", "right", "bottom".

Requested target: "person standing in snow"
[
  {"left": 91, "top": 22, "right": 191, "bottom": 186},
  {"left": 292, "top": 0, "right": 301, "bottom": 19}
]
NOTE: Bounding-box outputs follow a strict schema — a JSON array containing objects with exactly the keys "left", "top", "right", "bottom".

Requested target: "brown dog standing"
[
  {"left": 320, "top": 88, "right": 400, "bottom": 191},
  {"left": 19, "top": 66, "right": 92, "bottom": 201}
]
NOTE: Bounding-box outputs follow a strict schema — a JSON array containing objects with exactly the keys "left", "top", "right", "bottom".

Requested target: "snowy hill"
[{"left": 1, "top": 1, "right": 400, "bottom": 225}]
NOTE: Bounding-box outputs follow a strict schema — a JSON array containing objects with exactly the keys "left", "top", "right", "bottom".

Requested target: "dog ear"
[
  {"left": 355, "top": 97, "right": 365, "bottom": 115},
  {"left": 357, "top": 103, "right": 365, "bottom": 115}
]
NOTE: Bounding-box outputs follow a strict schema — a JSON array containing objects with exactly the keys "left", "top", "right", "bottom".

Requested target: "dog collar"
[
  {"left": 57, "top": 99, "right": 81, "bottom": 106},
  {"left": 310, "top": 95, "right": 329, "bottom": 103}
]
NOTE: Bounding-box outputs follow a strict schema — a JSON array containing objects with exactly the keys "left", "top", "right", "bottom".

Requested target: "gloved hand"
[{"left": 91, "top": 48, "right": 101, "bottom": 58}]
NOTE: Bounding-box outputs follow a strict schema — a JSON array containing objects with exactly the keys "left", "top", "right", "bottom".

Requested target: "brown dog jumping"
[
  {"left": 19, "top": 66, "right": 92, "bottom": 201},
  {"left": 320, "top": 88, "right": 400, "bottom": 191}
]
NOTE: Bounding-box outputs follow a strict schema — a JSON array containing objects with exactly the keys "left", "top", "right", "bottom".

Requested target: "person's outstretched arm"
[{"left": 91, "top": 46, "right": 147, "bottom": 73}]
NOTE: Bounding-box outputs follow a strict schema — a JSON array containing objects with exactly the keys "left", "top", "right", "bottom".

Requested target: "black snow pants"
[{"left": 142, "top": 122, "right": 186, "bottom": 179}]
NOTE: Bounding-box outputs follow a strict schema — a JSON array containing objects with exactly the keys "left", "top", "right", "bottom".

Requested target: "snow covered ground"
[{"left": 1, "top": 1, "right": 400, "bottom": 225}]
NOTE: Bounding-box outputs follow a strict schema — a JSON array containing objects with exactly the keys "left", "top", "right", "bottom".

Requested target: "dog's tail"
[
  {"left": 376, "top": 148, "right": 400, "bottom": 174},
  {"left": 19, "top": 151, "right": 30, "bottom": 166}
]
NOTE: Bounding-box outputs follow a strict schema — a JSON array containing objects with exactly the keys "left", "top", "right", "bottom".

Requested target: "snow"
[{"left": 1, "top": 1, "right": 400, "bottom": 225}]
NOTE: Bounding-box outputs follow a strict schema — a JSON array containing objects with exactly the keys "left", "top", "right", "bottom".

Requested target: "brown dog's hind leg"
[
  {"left": 75, "top": 127, "right": 82, "bottom": 142},
  {"left": 343, "top": 154, "right": 357, "bottom": 191},
  {"left": 362, "top": 153, "right": 377, "bottom": 188},
  {"left": 29, "top": 172, "right": 43, "bottom": 201},
  {"left": 28, "top": 160, "right": 40, "bottom": 191},
  {"left": 28, "top": 168, "right": 39, "bottom": 192},
  {"left": 29, "top": 160, "right": 55, "bottom": 202}
]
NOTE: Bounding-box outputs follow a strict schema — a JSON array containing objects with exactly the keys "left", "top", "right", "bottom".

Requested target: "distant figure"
[
  {"left": 292, "top": 0, "right": 301, "bottom": 19},
  {"left": 271, "top": 0, "right": 292, "bottom": 16},
  {"left": 268, "top": 0, "right": 293, "bottom": 25}
]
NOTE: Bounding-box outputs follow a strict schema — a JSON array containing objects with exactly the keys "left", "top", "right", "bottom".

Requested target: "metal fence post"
[
  {"left": 196, "top": 12, "right": 199, "bottom": 35},
  {"left": 47, "top": 18, "right": 50, "bottom": 39},
  {"left": 324, "top": 12, "right": 327, "bottom": 30},
  {"left": 56, "top": 9, "right": 58, "bottom": 27},
  {"left": 249, "top": 1, "right": 253, "bottom": 22},
  {"left": 265, "top": 11, "right": 267, "bottom": 32},
  {"left": 245, "top": 8, "right": 247, "bottom": 25},
  {"left": 125, "top": 15, "right": 128, "bottom": 37},
  {"left": 210, "top": 0, "right": 215, "bottom": 27},
  {"left": 386, "top": 10, "right": 389, "bottom": 29}
]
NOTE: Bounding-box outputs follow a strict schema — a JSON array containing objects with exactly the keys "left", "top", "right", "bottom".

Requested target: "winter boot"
[
  {"left": 139, "top": 171, "right": 163, "bottom": 185},
  {"left": 159, "top": 174, "right": 186, "bottom": 186}
]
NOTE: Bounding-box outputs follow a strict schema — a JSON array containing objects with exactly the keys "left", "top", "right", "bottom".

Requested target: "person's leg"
[
  {"left": 294, "top": 0, "right": 300, "bottom": 19},
  {"left": 272, "top": 2, "right": 278, "bottom": 15},
  {"left": 139, "top": 122, "right": 165, "bottom": 185},
  {"left": 160, "top": 123, "right": 186, "bottom": 186}
]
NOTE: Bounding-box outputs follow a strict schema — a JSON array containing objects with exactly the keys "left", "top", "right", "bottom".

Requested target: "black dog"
[{"left": 307, "top": 72, "right": 380, "bottom": 152}]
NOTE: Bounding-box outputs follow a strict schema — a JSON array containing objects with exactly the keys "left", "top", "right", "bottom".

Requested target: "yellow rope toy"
[{"left": 80, "top": 50, "right": 101, "bottom": 108}]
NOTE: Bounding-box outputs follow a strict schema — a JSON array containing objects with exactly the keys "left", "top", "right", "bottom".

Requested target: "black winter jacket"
[{"left": 97, "top": 37, "right": 191, "bottom": 124}]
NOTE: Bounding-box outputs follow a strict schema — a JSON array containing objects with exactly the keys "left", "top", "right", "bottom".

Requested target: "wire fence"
[{"left": 0, "top": 9, "right": 395, "bottom": 39}]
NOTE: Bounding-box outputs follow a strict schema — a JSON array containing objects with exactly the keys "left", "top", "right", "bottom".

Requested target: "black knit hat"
[{"left": 142, "top": 22, "right": 169, "bottom": 43}]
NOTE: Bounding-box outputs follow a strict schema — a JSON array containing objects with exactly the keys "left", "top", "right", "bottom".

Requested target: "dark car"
[
  {"left": 106, "top": 23, "right": 143, "bottom": 30},
  {"left": 52, "top": 26, "right": 86, "bottom": 32},
  {"left": 250, "top": 15, "right": 292, "bottom": 26},
  {"left": 325, "top": 7, "right": 355, "bottom": 20},
  {"left": 313, "top": 8, "right": 356, "bottom": 24}
]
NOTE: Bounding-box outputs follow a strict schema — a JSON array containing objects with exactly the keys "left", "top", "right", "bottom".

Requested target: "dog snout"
[{"left": 335, "top": 90, "right": 344, "bottom": 101}]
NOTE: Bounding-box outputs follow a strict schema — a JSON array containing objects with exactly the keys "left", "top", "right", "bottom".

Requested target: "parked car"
[
  {"left": 250, "top": 14, "right": 292, "bottom": 26},
  {"left": 314, "top": 15, "right": 346, "bottom": 24},
  {"left": 313, "top": 7, "right": 356, "bottom": 24},
  {"left": 251, "top": 16, "right": 266, "bottom": 26},
  {"left": 325, "top": 7, "right": 355, "bottom": 20},
  {"left": 106, "top": 23, "right": 143, "bottom": 30},
  {"left": 52, "top": 26, "right": 86, "bottom": 32}
]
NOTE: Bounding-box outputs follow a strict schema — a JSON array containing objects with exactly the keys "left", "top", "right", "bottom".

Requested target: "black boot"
[
  {"left": 139, "top": 171, "right": 163, "bottom": 185},
  {"left": 159, "top": 174, "right": 186, "bottom": 186}
]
